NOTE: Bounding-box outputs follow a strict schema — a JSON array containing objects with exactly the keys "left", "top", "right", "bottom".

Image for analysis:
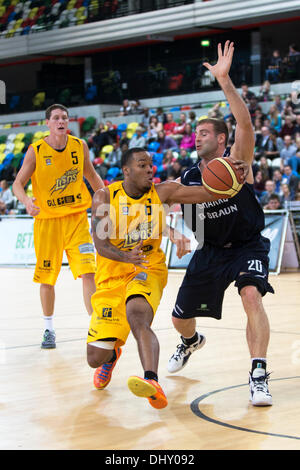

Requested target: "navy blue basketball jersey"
[{"left": 180, "top": 157, "right": 265, "bottom": 247}]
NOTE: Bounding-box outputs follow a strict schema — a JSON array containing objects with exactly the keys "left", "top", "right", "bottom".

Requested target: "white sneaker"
[
  {"left": 167, "top": 332, "right": 206, "bottom": 373},
  {"left": 249, "top": 368, "right": 272, "bottom": 406}
]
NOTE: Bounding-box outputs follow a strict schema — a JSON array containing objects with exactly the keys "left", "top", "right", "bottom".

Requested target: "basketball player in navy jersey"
[{"left": 168, "top": 41, "right": 274, "bottom": 406}]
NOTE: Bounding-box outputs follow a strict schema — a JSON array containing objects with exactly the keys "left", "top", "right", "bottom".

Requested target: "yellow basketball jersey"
[
  {"left": 94, "top": 180, "right": 167, "bottom": 284},
  {"left": 31, "top": 135, "right": 92, "bottom": 219}
]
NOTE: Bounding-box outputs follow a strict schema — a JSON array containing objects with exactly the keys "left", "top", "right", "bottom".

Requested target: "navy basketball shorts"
[{"left": 172, "top": 236, "right": 274, "bottom": 320}]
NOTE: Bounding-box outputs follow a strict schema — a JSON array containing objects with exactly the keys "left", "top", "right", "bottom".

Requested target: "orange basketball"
[{"left": 202, "top": 157, "right": 244, "bottom": 198}]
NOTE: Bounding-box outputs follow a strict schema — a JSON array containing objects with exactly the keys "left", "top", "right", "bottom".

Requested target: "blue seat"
[
  {"left": 152, "top": 153, "right": 163, "bottom": 166},
  {"left": 148, "top": 141, "right": 160, "bottom": 152},
  {"left": 85, "top": 84, "right": 97, "bottom": 102},
  {"left": 117, "top": 123, "right": 127, "bottom": 137},
  {"left": 22, "top": 26, "right": 31, "bottom": 35},
  {"left": 106, "top": 167, "right": 120, "bottom": 181},
  {"left": 9, "top": 95, "right": 20, "bottom": 110},
  {"left": 170, "top": 106, "right": 180, "bottom": 112},
  {"left": 2, "top": 152, "right": 14, "bottom": 166}
]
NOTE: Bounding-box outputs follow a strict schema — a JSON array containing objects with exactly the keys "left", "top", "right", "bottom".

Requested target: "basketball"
[{"left": 201, "top": 157, "right": 244, "bottom": 198}]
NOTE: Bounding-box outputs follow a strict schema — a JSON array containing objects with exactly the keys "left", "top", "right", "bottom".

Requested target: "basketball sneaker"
[
  {"left": 167, "top": 332, "right": 206, "bottom": 373},
  {"left": 249, "top": 368, "right": 272, "bottom": 406},
  {"left": 93, "top": 347, "right": 122, "bottom": 390},
  {"left": 41, "top": 329, "right": 56, "bottom": 349},
  {"left": 127, "top": 376, "right": 168, "bottom": 409}
]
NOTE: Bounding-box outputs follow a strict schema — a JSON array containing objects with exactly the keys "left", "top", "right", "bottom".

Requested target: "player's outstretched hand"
[
  {"left": 170, "top": 229, "right": 191, "bottom": 259},
  {"left": 227, "top": 157, "right": 249, "bottom": 182},
  {"left": 126, "top": 240, "right": 149, "bottom": 268},
  {"left": 25, "top": 197, "right": 40, "bottom": 216},
  {"left": 203, "top": 40, "right": 234, "bottom": 79}
]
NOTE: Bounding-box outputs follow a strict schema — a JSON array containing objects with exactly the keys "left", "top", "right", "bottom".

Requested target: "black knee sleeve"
[{"left": 235, "top": 274, "right": 274, "bottom": 297}]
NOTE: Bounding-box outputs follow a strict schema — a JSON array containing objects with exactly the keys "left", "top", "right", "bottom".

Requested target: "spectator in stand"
[
  {"left": 0, "top": 180, "right": 14, "bottom": 214},
  {"left": 179, "top": 123, "right": 195, "bottom": 152},
  {"left": 264, "top": 193, "right": 282, "bottom": 210},
  {"left": 240, "top": 82, "right": 255, "bottom": 104},
  {"left": 254, "top": 117, "right": 263, "bottom": 148},
  {"left": 267, "top": 104, "right": 282, "bottom": 133},
  {"left": 225, "top": 117, "right": 235, "bottom": 146},
  {"left": 280, "top": 116, "right": 296, "bottom": 139},
  {"left": 282, "top": 164, "right": 299, "bottom": 198},
  {"left": 280, "top": 182, "right": 295, "bottom": 205},
  {"left": 265, "top": 130, "right": 281, "bottom": 161},
  {"left": 273, "top": 95, "right": 284, "bottom": 114},
  {"left": 254, "top": 108, "right": 267, "bottom": 126},
  {"left": 147, "top": 115, "right": 163, "bottom": 141},
  {"left": 254, "top": 126, "right": 273, "bottom": 160},
  {"left": 163, "top": 112, "right": 177, "bottom": 136},
  {"left": 248, "top": 96, "right": 262, "bottom": 124},
  {"left": 131, "top": 100, "right": 143, "bottom": 114},
  {"left": 156, "top": 107, "right": 166, "bottom": 124},
  {"left": 119, "top": 130, "right": 130, "bottom": 148},
  {"left": 258, "top": 80, "right": 274, "bottom": 102},
  {"left": 105, "top": 120, "right": 118, "bottom": 142},
  {"left": 292, "top": 115, "right": 300, "bottom": 137},
  {"left": 157, "top": 130, "right": 178, "bottom": 153},
  {"left": 282, "top": 99, "right": 297, "bottom": 123},
  {"left": 280, "top": 134, "right": 298, "bottom": 168},
  {"left": 265, "top": 50, "right": 282, "bottom": 83},
  {"left": 172, "top": 113, "right": 187, "bottom": 141},
  {"left": 140, "top": 107, "right": 151, "bottom": 128},
  {"left": 259, "top": 156, "right": 273, "bottom": 182},
  {"left": 273, "top": 169, "right": 284, "bottom": 195},
  {"left": 253, "top": 170, "right": 265, "bottom": 199},
  {"left": 187, "top": 111, "right": 197, "bottom": 131},
  {"left": 273, "top": 129, "right": 284, "bottom": 153},
  {"left": 167, "top": 158, "right": 182, "bottom": 180},
  {"left": 288, "top": 43, "right": 300, "bottom": 58},
  {"left": 178, "top": 148, "right": 193, "bottom": 172},
  {"left": 296, "top": 180, "right": 300, "bottom": 201},
  {"left": 161, "top": 150, "right": 175, "bottom": 181},
  {"left": 292, "top": 136, "right": 300, "bottom": 173},
  {"left": 208, "top": 102, "right": 224, "bottom": 119},
  {"left": 128, "top": 126, "right": 147, "bottom": 149},
  {"left": 260, "top": 179, "right": 276, "bottom": 207},
  {"left": 119, "top": 99, "right": 132, "bottom": 116},
  {"left": 104, "top": 142, "right": 122, "bottom": 169},
  {"left": 89, "top": 122, "right": 113, "bottom": 155},
  {"left": 290, "top": 89, "right": 300, "bottom": 117}
]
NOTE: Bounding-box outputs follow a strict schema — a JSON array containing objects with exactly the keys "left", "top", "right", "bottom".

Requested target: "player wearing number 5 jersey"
[
  {"left": 13, "top": 104, "right": 104, "bottom": 349},
  {"left": 167, "top": 41, "right": 274, "bottom": 407}
]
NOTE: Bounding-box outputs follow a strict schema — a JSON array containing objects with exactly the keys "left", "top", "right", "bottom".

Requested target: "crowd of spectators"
[
  {"left": 264, "top": 44, "right": 300, "bottom": 84},
  {"left": 1, "top": 77, "right": 300, "bottom": 216},
  {"left": 82, "top": 82, "right": 300, "bottom": 212}
]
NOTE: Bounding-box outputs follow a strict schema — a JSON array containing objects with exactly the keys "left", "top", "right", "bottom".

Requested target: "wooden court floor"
[{"left": 1, "top": 267, "right": 300, "bottom": 450}]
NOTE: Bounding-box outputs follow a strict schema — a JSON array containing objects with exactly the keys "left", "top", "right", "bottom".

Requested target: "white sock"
[{"left": 43, "top": 316, "right": 54, "bottom": 332}]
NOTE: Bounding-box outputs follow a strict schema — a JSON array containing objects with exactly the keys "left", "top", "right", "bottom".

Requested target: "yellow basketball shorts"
[
  {"left": 33, "top": 211, "right": 96, "bottom": 285},
  {"left": 87, "top": 266, "right": 168, "bottom": 348}
]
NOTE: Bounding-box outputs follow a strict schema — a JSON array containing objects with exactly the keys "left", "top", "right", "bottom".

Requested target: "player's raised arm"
[
  {"left": 156, "top": 158, "right": 248, "bottom": 206},
  {"left": 203, "top": 41, "right": 255, "bottom": 167}
]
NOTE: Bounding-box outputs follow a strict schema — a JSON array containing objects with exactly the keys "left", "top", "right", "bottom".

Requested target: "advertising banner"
[{"left": 0, "top": 212, "right": 299, "bottom": 274}]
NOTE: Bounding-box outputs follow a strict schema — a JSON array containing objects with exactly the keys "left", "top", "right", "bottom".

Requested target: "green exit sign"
[{"left": 201, "top": 40, "right": 210, "bottom": 47}]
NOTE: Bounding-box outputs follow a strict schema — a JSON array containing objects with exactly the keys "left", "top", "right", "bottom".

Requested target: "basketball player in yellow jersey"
[
  {"left": 87, "top": 147, "right": 248, "bottom": 409},
  {"left": 13, "top": 104, "right": 104, "bottom": 349}
]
